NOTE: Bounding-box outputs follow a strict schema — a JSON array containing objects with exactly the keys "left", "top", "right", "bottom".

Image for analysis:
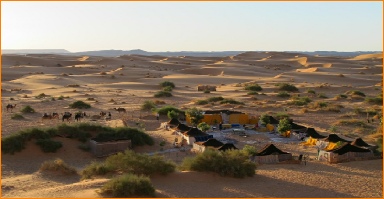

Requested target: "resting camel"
[
  {"left": 6, "top": 104, "right": 16, "bottom": 112},
  {"left": 41, "top": 112, "right": 59, "bottom": 122},
  {"left": 114, "top": 107, "right": 126, "bottom": 113}
]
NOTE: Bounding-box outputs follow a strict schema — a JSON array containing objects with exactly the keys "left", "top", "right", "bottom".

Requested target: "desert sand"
[{"left": 1, "top": 51, "right": 383, "bottom": 197}]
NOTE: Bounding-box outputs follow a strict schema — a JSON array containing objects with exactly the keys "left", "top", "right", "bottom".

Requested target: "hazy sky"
[{"left": 2, "top": 2, "right": 382, "bottom": 52}]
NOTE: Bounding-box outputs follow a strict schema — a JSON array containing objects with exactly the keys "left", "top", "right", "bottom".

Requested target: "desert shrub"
[
  {"left": 69, "top": 100, "right": 91, "bottom": 109},
  {"left": 203, "top": 90, "right": 210, "bottom": 94},
  {"left": 81, "top": 161, "right": 111, "bottom": 179},
  {"left": 307, "top": 89, "right": 316, "bottom": 94},
  {"left": 51, "top": 97, "right": 56, "bottom": 101},
  {"left": 11, "top": 113, "right": 24, "bottom": 120},
  {"left": 156, "top": 106, "right": 184, "bottom": 115},
  {"left": 21, "top": 105, "right": 35, "bottom": 113},
  {"left": 276, "top": 83, "right": 298, "bottom": 92},
  {"left": 40, "top": 158, "right": 77, "bottom": 175},
  {"left": 179, "top": 149, "right": 256, "bottom": 178},
  {"left": 195, "top": 99, "right": 209, "bottom": 105},
  {"left": 220, "top": 99, "right": 244, "bottom": 105},
  {"left": 277, "top": 118, "right": 292, "bottom": 134},
  {"left": 35, "top": 93, "right": 48, "bottom": 99},
  {"left": 247, "top": 91, "right": 259, "bottom": 95},
  {"left": 277, "top": 91, "right": 290, "bottom": 98},
  {"left": 241, "top": 145, "right": 258, "bottom": 156},
  {"left": 207, "top": 96, "right": 224, "bottom": 102},
  {"left": 329, "top": 125, "right": 338, "bottom": 133},
  {"left": 310, "top": 101, "right": 328, "bottom": 109},
  {"left": 365, "top": 96, "right": 383, "bottom": 105},
  {"left": 163, "top": 86, "right": 173, "bottom": 92},
  {"left": 260, "top": 114, "right": 270, "bottom": 126},
  {"left": 197, "top": 122, "right": 210, "bottom": 132},
  {"left": 334, "top": 119, "right": 369, "bottom": 128},
  {"left": 57, "top": 95, "right": 64, "bottom": 100},
  {"left": 67, "top": 84, "right": 80, "bottom": 87},
  {"left": 159, "top": 81, "right": 175, "bottom": 88},
  {"left": 141, "top": 100, "right": 156, "bottom": 111},
  {"left": 100, "top": 174, "right": 155, "bottom": 197},
  {"left": 35, "top": 139, "right": 62, "bottom": 153},
  {"left": 94, "top": 127, "right": 154, "bottom": 147},
  {"left": 167, "top": 110, "right": 179, "bottom": 120},
  {"left": 10, "top": 97, "right": 15, "bottom": 100},
  {"left": 317, "top": 93, "right": 328, "bottom": 98},
  {"left": 186, "top": 108, "right": 204, "bottom": 126},
  {"left": 1, "top": 134, "right": 28, "bottom": 154},
  {"left": 289, "top": 96, "right": 312, "bottom": 106},
  {"left": 154, "top": 91, "right": 172, "bottom": 97},
  {"left": 78, "top": 143, "right": 90, "bottom": 151},
  {"left": 245, "top": 84, "right": 262, "bottom": 91},
  {"left": 324, "top": 104, "right": 342, "bottom": 113},
  {"left": 346, "top": 90, "right": 365, "bottom": 97},
  {"left": 275, "top": 112, "right": 290, "bottom": 120}
]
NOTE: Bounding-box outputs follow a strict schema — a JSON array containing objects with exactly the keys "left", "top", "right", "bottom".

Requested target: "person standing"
[
  {"left": 219, "top": 122, "right": 223, "bottom": 131},
  {"left": 156, "top": 113, "right": 160, "bottom": 121}
]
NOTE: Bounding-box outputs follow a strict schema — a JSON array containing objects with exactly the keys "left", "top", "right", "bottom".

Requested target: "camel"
[
  {"left": 41, "top": 112, "right": 59, "bottom": 122},
  {"left": 74, "top": 112, "right": 83, "bottom": 122},
  {"left": 6, "top": 104, "right": 16, "bottom": 112},
  {"left": 61, "top": 112, "right": 72, "bottom": 122},
  {"left": 100, "top": 111, "right": 107, "bottom": 116},
  {"left": 114, "top": 107, "right": 126, "bottom": 113}
]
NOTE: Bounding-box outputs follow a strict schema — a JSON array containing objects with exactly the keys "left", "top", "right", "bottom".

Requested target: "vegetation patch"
[
  {"left": 40, "top": 158, "right": 77, "bottom": 175},
  {"left": 69, "top": 100, "right": 91, "bottom": 109},
  {"left": 162, "top": 86, "right": 173, "bottom": 92},
  {"left": 35, "top": 93, "right": 49, "bottom": 99},
  {"left": 35, "top": 139, "right": 63, "bottom": 153},
  {"left": 159, "top": 81, "right": 175, "bottom": 88},
  {"left": 220, "top": 98, "right": 244, "bottom": 105},
  {"left": 346, "top": 90, "right": 366, "bottom": 97},
  {"left": 277, "top": 91, "right": 290, "bottom": 98},
  {"left": 247, "top": 91, "right": 259, "bottom": 95},
  {"left": 195, "top": 99, "right": 209, "bottom": 105},
  {"left": 289, "top": 96, "right": 311, "bottom": 106},
  {"left": 99, "top": 174, "right": 155, "bottom": 197},
  {"left": 179, "top": 149, "right": 256, "bottom": 178},
  {"left": 245, "top": 84, "right": 263, "bottom": 91},
  {"left": 11, "top": 113, "right": 24, "bottom": 120},
  {"left": 333, "top": 119, "right": 370, "bottom": 128},
  {"left": 154, "top": 91, "right": 172, "bottom": 97},
  {"left": 141, "top": 100, "right": 156, "bottom": 111},
  {"left": 275, "top": 83, "right": 299, "bottom": 92},
  {"left": 21, "top": 105, "right": 35, "bottom": 113},
  {"left": 207, "top": 96, "right": 224, "bottom": 102},
  {"left": 156, "top": 105, "right": 184, "bottom": 115},
  {"left": 365, "top": 96, "right": 383, "bottom": 105}
]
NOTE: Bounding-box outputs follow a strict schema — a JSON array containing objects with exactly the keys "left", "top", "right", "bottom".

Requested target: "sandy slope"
[{"left": 1, "top": 52, "right": 382, "bottom": 198}]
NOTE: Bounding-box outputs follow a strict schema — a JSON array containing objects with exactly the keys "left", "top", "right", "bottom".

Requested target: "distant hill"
[
  {"left": 2, "top": 49, "right": 381, "bottom": 58},
  {"left": 2, "top": 49, "right": 70, "bottom": 54}
]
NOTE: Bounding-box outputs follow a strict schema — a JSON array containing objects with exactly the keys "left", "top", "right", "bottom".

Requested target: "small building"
[
  {"left": 89, "top": 139, "right": 132, "bottom": 158},
  {"left": 197, "top": 85, "right": 217, "bottom": 91}
]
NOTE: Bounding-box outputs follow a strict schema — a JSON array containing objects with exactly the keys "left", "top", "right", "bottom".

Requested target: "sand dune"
[
  {"left": 1, "top": 52, "right": 382, "bottom": 198},
  {"left": 350, "top": 53, "right": 383, "bottom": 60}
]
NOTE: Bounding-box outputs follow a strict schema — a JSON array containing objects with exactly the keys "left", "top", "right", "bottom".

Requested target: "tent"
[
  {"left": 216, "top": 143, "right": 238, "bottom": 151},
  {"left": 321, "top": 134, "right": 352, "bottom": 143},
  {"left": 193, "top": 138, "right": 237, "bottom": 153},
  {"left": 304, "top": 128, "right": 326, "bottom": 139},
  {"left": 167, "top": 118, "right": 181, "bottom": 127},
  {"left": 290, "top": 122, "right": 307, "bottom": 131},
  {"left": 268, "top": 116, "right": 280, "bottom": 124},
  {"left": 182, "top": 127, "right": 210, "bottom": 145},
  {"left": 318, "top": 143, "right": 373, "bottom": 163},
  {"left": 251, "top": 144, "right": 292, "bottom": 164},
  {"left": 351, "top": 138, "right": 370, "bottom": 147},
  {"left": 173, "top": 123, "right": 191, "bottom": 132}
]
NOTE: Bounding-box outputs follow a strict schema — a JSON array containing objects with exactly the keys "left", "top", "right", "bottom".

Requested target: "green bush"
[
  {"left": 245, "top": 84, "right": 262, "bottom": 91},
  {"left": 186, "top": 108, "right": 204, "bottom": 126},
  {"left": 307, "top": 89, "right": 316, "bottom": 94},
  {"left": 21, "top": 105, "right": 35, "bottom": 113},
  {"left": 11, "top": 113, "right": 24, "bottom": 120},
  {"left": 207, "top": 96, "right": 224, "bottom": 102},
  {"left": 195, "top": 100, "right": 209, "bottom": 105},
  {"left": 35, "top": 139, "right": 63, "bottom": 153},
  {"left": 247, "top": 91, "right": 259, "bottom": 95},
  {"left": 365, "top": 97, "right": 383, "bottom": 105},
  {"left": 317, "top": 93, "right": 328, "bottom": 98},
  {"left": 276, "top": 83, "right": 299, "bottom": 92},
  {"left": 277, "top": 118, "right": 292, "bottom": 134},
  {"left": 167, "top": 110, "right": 179, "bottom": 120},
  {"left": 40, "top": 158, "right": 77, "bottom": 175},
  {"left": 346, "top": 90, "right": 366, "bottom": 97},
  {"left": 179, "top": 149, "right": 256, "bottom": 178},
  {"left": 275, "top": 112, "right": 290, "bottom": 120},
  {"left": 241, "top": 145, "right": 258, "bottom": 156},
  {"left": 277, "top": 91, "right": 290, "bottom": 98},
  {"left": 163, "top": 86, "right": 173, "bottom": 92},
  {"left": 69, "top": 100, "right": 91, "bottom": 109},
  {"left": 220, "top": 99, "right": 244, "bottom": 105},
  {"left": 81, "top": 161, "right": 111, "bottom": 179},
  {"left": 203, "top": 90, "right": 210, "bottom": 94},
  {"left": 94, "top": 127, "right": 154, "bottom": 147},
  {"left": 154, "top": 91, "right": 172, "bottom": 97},
  {"left": 100, "top": 174, "right": 155, "bottom": 197},
  {"left": 260, "top": 114, "right": 270, "bottom": 126},
  {"left": 197, "top": 122, "right": 210, "bottom": 132},
  {"left": 57, "top": 95, "right": 64, "bottom": 100},
  {"left": 289, "top": 96, "right": 312, "bottom": 106},
  {"left": 159, "top": 81, "right": 175, "bottom": 88},
  {"left": 337, "top": 94, "right": 348, "bottom": 98},
  {"left": 156, "top": 106, "right": 184, "bottom": 115},
  {"left": 141, "top": 100, "right": 156, "bottom": 111}
]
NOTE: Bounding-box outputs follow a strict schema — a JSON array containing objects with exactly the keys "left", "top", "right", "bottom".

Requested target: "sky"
[{"left": 1, "top": 2, "right": 382, "bottom": 52}]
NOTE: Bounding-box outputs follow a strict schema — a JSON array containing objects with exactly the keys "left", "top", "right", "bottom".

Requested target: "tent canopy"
[
  {"left": 184, "top": 127, "right": 208, "bottom": 137},
  {"left": 201, "top": 138, "right": 224, "bottom": 147},
  {"left": 351, "top": 138, "right": 371, "bottom": 147},
  {"left": 173, "top": 123, "right": 191, "bottom": 132},
  {"left": 328, "top": 143, "right": 371, "bottom": 155},
  {"left": 322, "top": 134, "right": 351, "bottom": 143},
  {"left": 268, "top": 116, "right": 280, "bottom": 124},
  {"left": 168, "top": 118, "right": 181, "bottom": 126},
  {"left": 256, "top": 144, "right": 290, "bottom": 156},
  {"left": 217, "top": 143, "right": 238, "bottom": 151},
  {"left": 304, "top": 128, "right": 327, "bottom": 138}
]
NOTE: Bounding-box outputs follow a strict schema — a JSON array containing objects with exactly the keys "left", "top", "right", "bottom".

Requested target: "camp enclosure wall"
[
  {"left": 89, "top": 139, "right": 132, "bottom": 157},
  {"left": 251, "top": 154, "right": 293, "bottom": 164},
  {"left": 318, "top": 150, "right": 374, "bottom": 163}
]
